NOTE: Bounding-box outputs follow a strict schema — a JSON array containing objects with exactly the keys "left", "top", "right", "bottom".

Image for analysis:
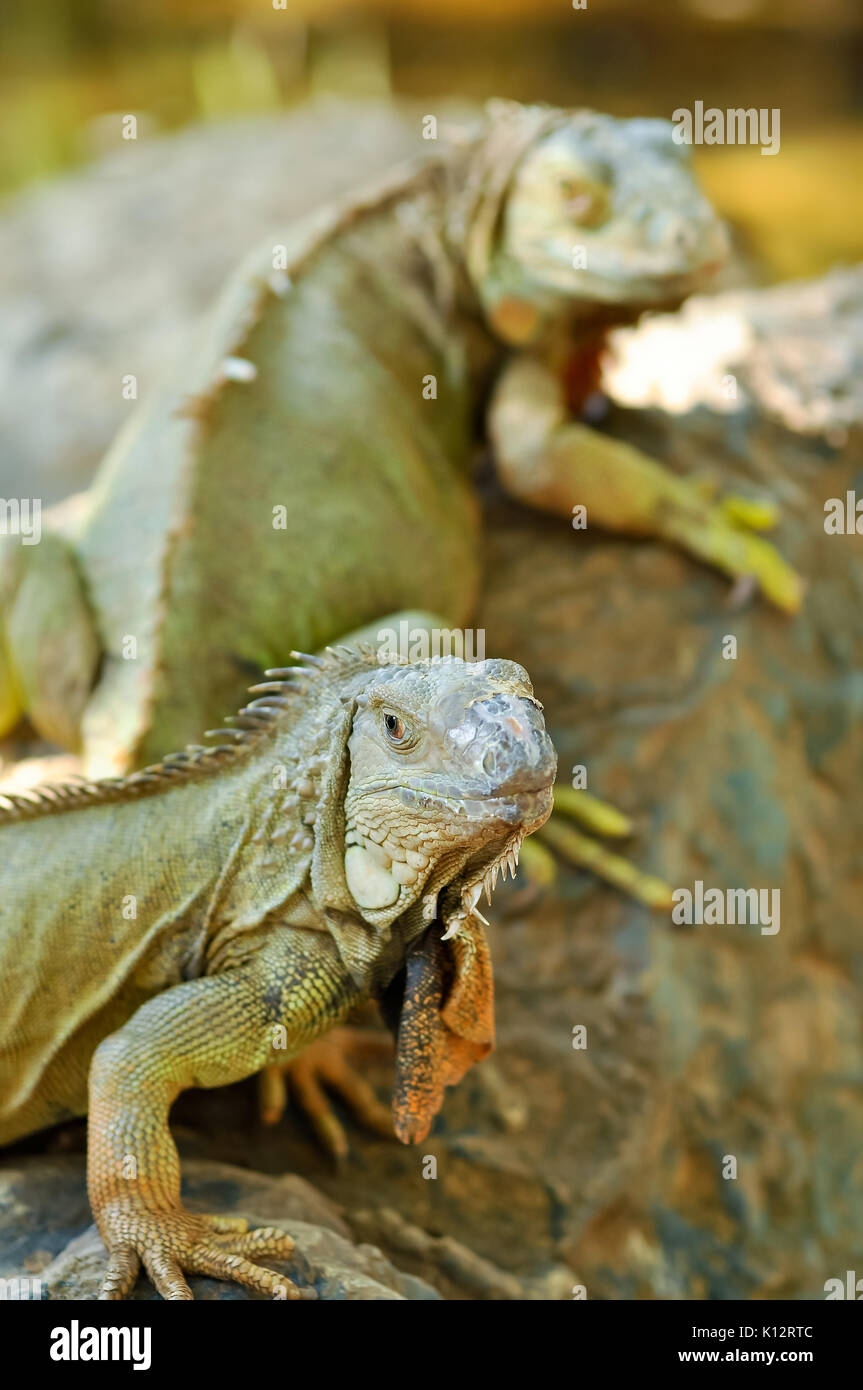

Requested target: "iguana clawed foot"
[
  {"left": 525, "top": 785, "right": 674, "bottom": 911},
  {"left": 661, "top": 477, "right": 803, "bottom": 614},
  {"left": 489, "top": 355, "right": 803, "bottom": 615},
  {"left": 97, "top": 1201, "right": 307, "bottom": 1301},
  {"left": 259, "top": 1027, "right": 395, "bottom": 1162}
]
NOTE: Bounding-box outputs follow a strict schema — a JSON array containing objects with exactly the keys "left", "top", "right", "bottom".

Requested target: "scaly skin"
[
  {"left": 0, "top": 99, "right": 803, "bottom": 1163},
  {"left": 0, "top": 101, "right": 800, "bottom": 783},
  {"left": 0, "top": 649, "right": 555, "bottom": 1299},
  {"left": 87, "top": 932, "right": 357, "bottom": 1300}
]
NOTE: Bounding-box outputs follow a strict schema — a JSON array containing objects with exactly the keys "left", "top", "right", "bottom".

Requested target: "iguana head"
[
  {"left": 238, "top": 647, "right": 555, "bottom": 992},
  {"left": 250, "top": 647, "right": 554, "bottom": 1139},
  {"left": 457, "top": 101, "right": 728, "bottom": 344},
  {"left": 342, "top": 655, "right": 555, "bottom": 931},
  {"left": 337, "top": 652, "right": 555, "bottom": 1139}
]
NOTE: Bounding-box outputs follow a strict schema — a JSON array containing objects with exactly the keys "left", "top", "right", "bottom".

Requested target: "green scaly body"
[
  {"left": 0, "top": 649, "right": 555, "bottom": 1299},
  {"left": 33, "top": 158, "right": 488, "bottom": 775},
  {"left": 0, "top": 721, "right": 353, "bottom": 1145}
]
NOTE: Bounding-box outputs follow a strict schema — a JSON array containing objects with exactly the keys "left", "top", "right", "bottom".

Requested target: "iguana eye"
[
  {"left": 559, "top": 177, "right": 609, "bottom": 228},
  {"left": 383, "top": 711, "right": 410, "bottom": 745}
]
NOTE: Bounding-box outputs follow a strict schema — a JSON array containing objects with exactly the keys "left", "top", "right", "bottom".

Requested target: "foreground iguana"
[
  {"left": 0, "top": 648, "right": 556, "bottom": 1299},
  {"left": 0, "top": 101, "right": 801, "bottom": 791}
]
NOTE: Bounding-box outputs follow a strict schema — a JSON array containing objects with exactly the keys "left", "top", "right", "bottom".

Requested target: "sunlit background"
[{"left": 2, "top": 0, "right": 862, "bottom": 279}]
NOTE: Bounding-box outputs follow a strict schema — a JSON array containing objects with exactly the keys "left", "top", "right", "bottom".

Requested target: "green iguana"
[
  {"left": 0, "top": 648, "right": 556, "bottom": 1299},
  {"left": 0, "top": 99, "right": 803, "bottom": 1164},
  {"left": 0, "top": 100, "right": 800, "bottom": 791}
]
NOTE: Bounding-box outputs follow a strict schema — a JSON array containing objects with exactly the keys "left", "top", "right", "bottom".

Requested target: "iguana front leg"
[
  {"left": 87, "top": 928, "right": 360, "bottom": 1299},
  {"left": 488, "top": 353, "right": 803, "bottom": 614}
]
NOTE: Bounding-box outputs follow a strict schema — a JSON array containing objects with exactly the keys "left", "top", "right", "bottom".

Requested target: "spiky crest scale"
[{"left": 0, "top": 645, "right": 385, "bottom": 825}]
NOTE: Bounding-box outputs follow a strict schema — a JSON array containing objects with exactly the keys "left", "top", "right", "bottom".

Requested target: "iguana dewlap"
[
  {"left": 0, "top": 100, "right": 801, "bottom": 781},
  {"left": 0, "top": 648, "right": 555, "bottom": 1299}
]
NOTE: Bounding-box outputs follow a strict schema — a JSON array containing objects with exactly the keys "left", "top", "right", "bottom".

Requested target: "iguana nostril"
[
  {"left": 504, "top": 715, "right": 527, "bottom": 737},
  {"left": 467, "top": 694, "right": 557, "bottom": 796},
  {"left": 650, "top": 212, "right": 696, "bottom": 254}
]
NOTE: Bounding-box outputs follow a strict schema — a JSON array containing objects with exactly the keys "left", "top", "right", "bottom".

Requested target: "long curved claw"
[{"left": 352, "top": 1208, "right": 528, "bottom": 1300}]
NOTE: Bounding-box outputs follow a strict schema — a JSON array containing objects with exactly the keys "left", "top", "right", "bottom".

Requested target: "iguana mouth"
[
  {"left": 355, "top": 780, "right": 553, "bottom": 807},
  {"left": 526, "top": 249, "right": 722, "bottom": 306},
  {"left": 343, "top": 784, "right": 552, "bottom": 918},
  {"left": 356, "top": 782, "right": 552, "bottom": 832},
  {"left": 342, "top": 656, "right": 556, "bottom": 917}
]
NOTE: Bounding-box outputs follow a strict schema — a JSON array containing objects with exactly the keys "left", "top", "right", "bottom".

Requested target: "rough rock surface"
[
  {"left": 605, "top": 265, "right": 863, "bottom": 436},
  {"left": 474, "top": 407, "right": 863, "bottom": 1300},
  {"left": 1, "top": 109, "right": 861, "bottom": 1300},
  {"left": 0, "top": 1154, "right": 440, "bottom": 1300}
]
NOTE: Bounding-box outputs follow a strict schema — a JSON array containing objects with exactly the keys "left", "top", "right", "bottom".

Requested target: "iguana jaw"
[
  {"left": 352, "top": 780, "right": 551, "bottom": 824},
  {"left": 344, "top": 785, "right": 552, "bottom": 916}
]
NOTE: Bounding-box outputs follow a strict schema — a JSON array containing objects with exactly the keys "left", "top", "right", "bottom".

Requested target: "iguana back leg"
[
  {"left": 487, "top": 353, "right": 803, "bottom": 613},
  {"left": 259, "top": 1024, "right": 394, "bottom": 1162},
  {"left": 0, "top": 530, "right": 100, "bottom": 750},
  {"left": 87, "top": 927, "right": 360, "bottom": 1299}
]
